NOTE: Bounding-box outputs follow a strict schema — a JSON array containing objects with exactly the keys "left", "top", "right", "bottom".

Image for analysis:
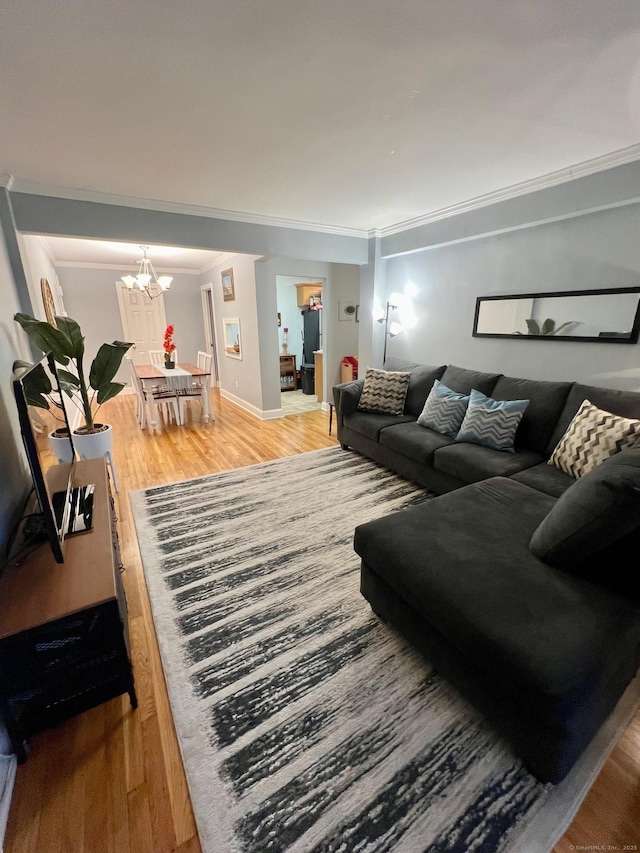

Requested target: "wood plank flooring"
[{"left": 5, "top": 390, "right": 640, "bottom": 852}]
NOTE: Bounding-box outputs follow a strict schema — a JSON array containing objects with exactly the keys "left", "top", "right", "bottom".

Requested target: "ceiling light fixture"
[{"left": 122, "top": 246, "right": 172, "bottom": 299}]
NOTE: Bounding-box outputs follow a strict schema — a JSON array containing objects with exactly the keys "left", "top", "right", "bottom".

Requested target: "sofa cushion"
[
  {"left": 439, "top": 365, "right": 501, "bottom": 396},
  {"left": 549, "top": 399, "right": 640, "bottom": 477},
  {"left": 530, "top": 449, "right": 640, "bottom": 571},
  {"left": 404, "top": 365, "right": 448, "bottom": 417},
  {"left": 354, "top": 477, "right": 640, "bottom": 705},
  {"left": 455, "top": 389, "right": 530, "bottom": 452},
  {"left": 547, "top": 383, "right": 640, "bottom": 455},
  {"left": 358, "top": 368, "right": 411, "bottom": 415},
  {"left": 490, "top": 376, "right": 572, "bottom": 455},
  {"left": 510, "top": 462, "right": 576, "bottom": 498},
  {"left": 344, "top": 410, "right": 415, "bottom": 442},
  {"left": 379, "top": 421, "right": 455, "bottom": 464},
  {"left": 417, "top": 380, "right": 470, "bottom": 437},
  {"left": 433, "top": 441, "right": 543, "bottom": 483}
]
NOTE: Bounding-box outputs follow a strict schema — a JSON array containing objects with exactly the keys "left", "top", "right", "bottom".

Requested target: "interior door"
[
  {"left": 201, "top": 284, "right": 220, "bottom": 385},
  {"left": 116, "top": 283, "right": 167, "bottom": 364}
]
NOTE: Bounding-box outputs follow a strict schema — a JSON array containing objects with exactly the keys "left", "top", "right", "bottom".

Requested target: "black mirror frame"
[{"left": 472, "top": 286, "right": 640, "bottom": 344}]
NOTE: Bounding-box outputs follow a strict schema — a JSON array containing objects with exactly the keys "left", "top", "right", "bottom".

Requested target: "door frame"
[{"left": 200, "top": 282, "right": 220, "bottom": 386}]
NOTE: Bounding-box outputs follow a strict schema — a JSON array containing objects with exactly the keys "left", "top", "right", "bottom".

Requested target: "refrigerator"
[{"left": 301, "top": 309, "right": 321, "bottom": 394}]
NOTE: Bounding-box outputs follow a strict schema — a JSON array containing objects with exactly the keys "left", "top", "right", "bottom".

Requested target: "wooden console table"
[{"left": 0, "top": 458, "right": 137, "bottom": 762}]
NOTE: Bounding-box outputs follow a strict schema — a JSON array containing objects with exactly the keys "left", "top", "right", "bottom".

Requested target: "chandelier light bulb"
[{"left": 122, "top": 246, "right": 173, "bottom": 299}]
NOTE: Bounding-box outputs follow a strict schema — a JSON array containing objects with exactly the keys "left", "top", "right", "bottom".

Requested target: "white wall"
[
  {"left": 383, "top": 203, "right": 640, "bottom": 389},
  {"left": 18, "top": 235, "right": 65, "bottom": 319}
]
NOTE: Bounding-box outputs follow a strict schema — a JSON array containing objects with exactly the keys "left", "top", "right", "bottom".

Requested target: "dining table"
[{"left": 135, "top": 362, "right": 213, "bottom": 431}]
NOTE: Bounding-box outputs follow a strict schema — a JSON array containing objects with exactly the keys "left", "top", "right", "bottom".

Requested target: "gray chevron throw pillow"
[
  {"left": 358, "top": 368, "right": 411, "bottom": 415},
  {"left": 549, "top": 399, "right": 640, "bottom": 478},
  {"left": 455, "top": 389, "right": 529, "bottom": 453},
  {"left": 417, "top": 380, "right": 470, "bottom": 437}
]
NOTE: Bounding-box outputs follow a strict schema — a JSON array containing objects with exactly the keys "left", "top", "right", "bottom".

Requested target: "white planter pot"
[
  {"left": 48, "top": 430, "right": 75, "bottom": 464},
  {"left": 72, "top": 424, "right": 114, "bottom": 461}
]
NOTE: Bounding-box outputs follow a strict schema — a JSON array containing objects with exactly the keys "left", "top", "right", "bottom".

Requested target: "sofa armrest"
[{"left": 333, "top": 380, "right": 364, "bottom": 441}]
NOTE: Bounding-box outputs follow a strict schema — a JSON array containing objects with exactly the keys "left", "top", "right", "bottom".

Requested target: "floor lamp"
[{"left": 378, "top": 301, "right": 403, "bottom": 363}]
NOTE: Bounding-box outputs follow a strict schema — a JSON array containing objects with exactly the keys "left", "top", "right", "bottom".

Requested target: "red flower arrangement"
[{"left": 163, "top": 325, "right": 176, "bottom": 363}]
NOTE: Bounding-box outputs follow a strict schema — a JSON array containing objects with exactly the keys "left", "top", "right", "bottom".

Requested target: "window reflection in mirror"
[{"left": 473, "top": 288, "right": 640, "bottom": 343}]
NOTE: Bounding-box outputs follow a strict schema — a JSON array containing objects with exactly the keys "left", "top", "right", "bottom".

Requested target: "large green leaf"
[
  {"left": 525, "top": 319, "right": 541, "bottom": 335},
  {"left": 89, "top": 342, "right": 133, "bottom": 389},
  {"left": 96, "top": 381, "right": 126, "bottom": 405},
  {"left": 541, "top": 318, "right": 556, "bottom": 335},
  {"left": 14, "top": 361, "right": 52, "bottom": 409},
  {"left": 54, "top": 316, "right": 85, "bottom": 360},
  {"left": 14, "top": 313, "right": 70, "bottom": 364}
]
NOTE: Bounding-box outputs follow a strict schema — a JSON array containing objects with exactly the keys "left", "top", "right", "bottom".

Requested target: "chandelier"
[{"left": 122, "top": 246, "right": 172, "bottom": 299}]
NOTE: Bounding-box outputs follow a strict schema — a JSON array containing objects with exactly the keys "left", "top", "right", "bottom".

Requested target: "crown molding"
[
  {"left": 34, "top": 234, "right": 57, "bottom": 266},
  {"left": 379, "top": 143, "right": 640, "bottom": 237},
  {"left": 53, "top": 259, "right": 202, "bottom": 274},
  {"left": 199, "top": 252, "right": 237, "bottom": 273},
  {"left": 7, "top": 179, "right": 369, "bottom": 238}
]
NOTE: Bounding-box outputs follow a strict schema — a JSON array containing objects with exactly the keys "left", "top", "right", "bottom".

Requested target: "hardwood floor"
[{"left": 5, "top": 390, "right": 640, "bottom": 852}]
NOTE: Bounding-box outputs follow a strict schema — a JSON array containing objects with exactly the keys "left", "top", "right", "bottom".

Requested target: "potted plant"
[
  {"left": 14, "top": 312, "right": 133, "bottom": 460},
  {"left": 163, "top": 324, "right": 176, "bottom": 368}
]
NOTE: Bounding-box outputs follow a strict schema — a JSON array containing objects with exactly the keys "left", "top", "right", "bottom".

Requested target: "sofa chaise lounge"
[{"left": 333, "top": 358, "right": 640, "bottom": 782}]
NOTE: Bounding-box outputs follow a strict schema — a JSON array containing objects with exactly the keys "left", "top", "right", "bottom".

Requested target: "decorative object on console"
[
  {"left": 358, "top": 367, "right": 410, "bottom": 415},
  {"left": 417, "top": 379, "right": 470, "bottom": 437},
  {"left": 121, "top": 246, "right": 172, "bottom": 299},
  {"left": 549, "top": 399, "right": 640, "bottom": 478},
  {"left": 282, "top": 326, "right": 288, "bottom": 355},
  {"left": 163, "top": 324, "right": 176, "bottom": 368},
  {"left": 455, "top": 389, "right": 530, "bottom": 453},
  {"left": 221, "top": 268, "right": 235, "bottom": 302},
  {"left": 14, "top": 313, "right": 132, "bottom": 491}
]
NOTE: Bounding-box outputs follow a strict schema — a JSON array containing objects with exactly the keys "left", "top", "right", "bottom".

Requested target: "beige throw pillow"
[
  {"left": 358, "top": 368, "right": 411, "bottom": 416},
  {"left": 549, "top": 399, "right": 640, "bottom": 478}
]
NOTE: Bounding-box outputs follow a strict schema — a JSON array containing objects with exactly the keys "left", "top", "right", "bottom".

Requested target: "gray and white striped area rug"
[{"left": 131, "top": 448, "right": 640, "bottom": 853}]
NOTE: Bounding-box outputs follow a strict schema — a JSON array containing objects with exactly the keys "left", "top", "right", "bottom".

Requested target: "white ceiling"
[
  {"left": 3, "top": 1, "right": 640, "bottom": 233},
  {"left": 38, "top": 237, "right": 227, "bottom": 272}
]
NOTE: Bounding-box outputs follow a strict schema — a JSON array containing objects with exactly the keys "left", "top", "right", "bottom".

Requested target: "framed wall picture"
[{"left": 221, "top": 268, "right": 235, "bottom": 302}]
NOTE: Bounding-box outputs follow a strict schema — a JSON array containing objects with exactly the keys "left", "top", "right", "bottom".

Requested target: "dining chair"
[
  {"left": 127, "top": 356, "right": 181, "bottom": 428},
  {"left": 178, "top": 352, "right": 213, "bottom": 423},
  {"left": 148, "top": 349, "right": 179, "bottom": 368}
]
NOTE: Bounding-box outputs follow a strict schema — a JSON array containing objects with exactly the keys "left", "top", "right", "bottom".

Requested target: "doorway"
[{"left": 200, "top": 284, "right": 220, "bottom": 386}]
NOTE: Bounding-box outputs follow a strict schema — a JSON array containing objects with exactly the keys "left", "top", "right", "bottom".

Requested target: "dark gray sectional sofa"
[{"left": 333, "top": 357, "right": 640, "bottom": 782}]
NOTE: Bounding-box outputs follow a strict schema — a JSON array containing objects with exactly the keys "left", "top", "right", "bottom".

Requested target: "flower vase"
[{"left": 165, "top": 360, "right": 175, "bottom": 369}]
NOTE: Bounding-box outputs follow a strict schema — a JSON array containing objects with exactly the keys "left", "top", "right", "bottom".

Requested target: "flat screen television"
[{"left": 12, "top": 354, "right": 94, "bottom": 563}]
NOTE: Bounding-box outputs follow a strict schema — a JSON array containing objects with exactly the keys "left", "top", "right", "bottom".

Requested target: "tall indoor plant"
[{"left": 14, "top": 313, "right": 133, "bottom": 451}]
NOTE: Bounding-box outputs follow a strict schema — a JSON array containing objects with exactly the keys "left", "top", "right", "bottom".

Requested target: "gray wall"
[{"left": 384, "top": 202, "right": 640, "bottom": 389}]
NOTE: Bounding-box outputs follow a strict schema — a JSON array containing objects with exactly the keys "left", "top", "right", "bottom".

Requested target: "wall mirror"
[
  {"left": 473, "top": 287, "right": 640, "bottom": 343},
  {"left": 223, "top": 317, "right": 242, "bottom": 359}
]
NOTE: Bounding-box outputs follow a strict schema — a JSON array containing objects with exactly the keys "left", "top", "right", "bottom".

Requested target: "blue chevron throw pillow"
[
  {"left": 456, "top": 389, "right": 530, "bottom": 452},
  {"left": 417, "top": 380, "right": 470, "bottom": 437}
]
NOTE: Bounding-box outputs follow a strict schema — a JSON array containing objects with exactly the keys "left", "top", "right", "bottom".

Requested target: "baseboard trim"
[{"left": 219, "top": 388, "right": 282, "bottom": 420}]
